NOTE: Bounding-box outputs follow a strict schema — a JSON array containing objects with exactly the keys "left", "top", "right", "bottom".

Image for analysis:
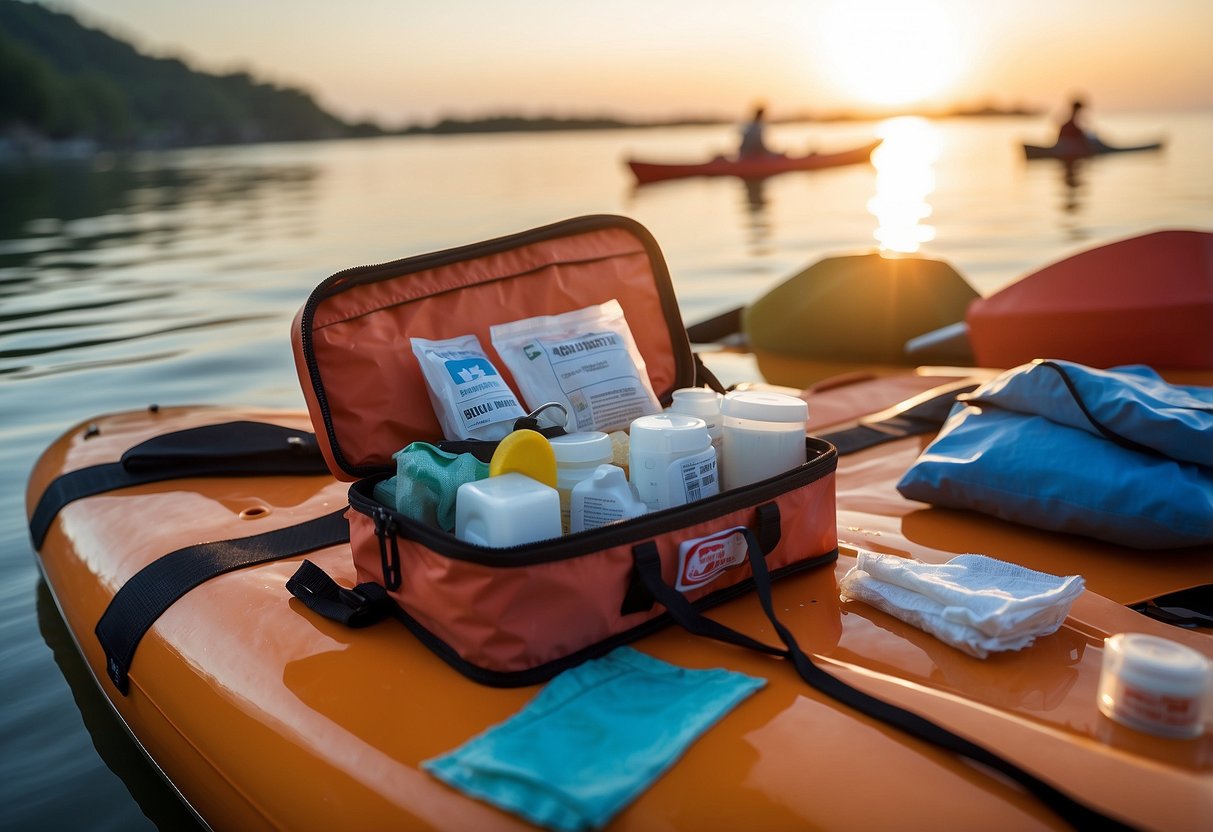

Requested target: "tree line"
[{"left": 0, "top": 1, "right": 381, "bottom": 149}]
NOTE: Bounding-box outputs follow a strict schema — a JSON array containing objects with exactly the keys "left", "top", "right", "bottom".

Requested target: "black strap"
[
  {"left": 629, "top": 506, "right": 1134, "bottom": 832},
  {"left": 95, "top": 509, "right": 350, "bottom": 695},
  {"left": 633, "top": 540, "right": 786, "bottom": 657},
  {"left": 286, "top": 559, "right": 395, "bottom": 628},
  {"left": 691, "top": 352, "right": 728, "bottom": 395},
  {"left": 820, "top": 380, "right": 977, "bottom": 455},
  {"left": 29, "top": 421, "right": 330, "bottom": 549}
]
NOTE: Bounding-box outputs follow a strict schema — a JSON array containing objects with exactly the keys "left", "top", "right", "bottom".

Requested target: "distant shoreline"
[
  {"left": 0, "top": 105, "right": 1047, "bottom": 162},
  {"left": 393, "top": 104, "right": 1044, "bottom": 136}
]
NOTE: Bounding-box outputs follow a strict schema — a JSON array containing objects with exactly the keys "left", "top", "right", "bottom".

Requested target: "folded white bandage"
[{"left": 838, "top": 551, "right": 1085, "bottom": 658}]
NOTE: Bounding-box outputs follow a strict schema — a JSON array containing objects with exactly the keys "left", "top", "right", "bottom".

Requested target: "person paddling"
[
  {"left": 739, "top": 104, "right": 776, "bottom": 158},
  {"left": 1056, "top": 98, "right": 1093, "bottom": 150}
]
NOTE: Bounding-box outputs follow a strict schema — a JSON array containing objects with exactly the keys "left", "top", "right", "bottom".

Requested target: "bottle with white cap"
[
  {"left": 628, "top": 413, "right": 718, "bottom": 511},
  {"left": 667, "top": 387, "right": 723, "bottom": 452},
  {"left": 719, "top": 390, "right": 808, "bottom": 490},
  {"left": 549, "top": 431, "right": 613, "bottom": 533},
  {"left": 570, "top": 464, "right": 648, "bottom": 532},
  {"left": 455, "top": 473, "right": 562, "bottom": 547}
]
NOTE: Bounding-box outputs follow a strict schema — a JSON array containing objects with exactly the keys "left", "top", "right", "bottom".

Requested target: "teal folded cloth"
[
  {"left": 374, "top": 441, "right": 489, "bottom": 531},
  {"left": 423, "top": 647, "right": 765, "bottom": 831}
]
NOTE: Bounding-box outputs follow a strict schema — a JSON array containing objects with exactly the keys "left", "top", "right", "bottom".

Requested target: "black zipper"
[
  {"left": 371, "top": 505, "right": 402, "bottom": 590},
  {"left": 297, "top": 214, "right": 692, "bottom": 480},
  {"left": 349, "top": 437, "right": 836, "bottom": 569}
]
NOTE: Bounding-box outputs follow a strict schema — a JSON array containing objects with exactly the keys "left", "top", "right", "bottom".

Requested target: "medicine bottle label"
[{"left": 667, "top": 447, "right": 719, "bottom": 505}]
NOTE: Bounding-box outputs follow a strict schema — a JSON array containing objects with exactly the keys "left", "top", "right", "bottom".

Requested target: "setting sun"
[{"left": 819, "top": 1, "right": 960, "bottom": 107}]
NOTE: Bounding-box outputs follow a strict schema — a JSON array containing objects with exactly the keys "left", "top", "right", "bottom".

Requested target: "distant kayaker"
[
  {"left": 739, "top": 105, "right": 775, "bottom": 158},
  {"left": 1056, "top": 98, "right": 1091, "bottom": 148}
]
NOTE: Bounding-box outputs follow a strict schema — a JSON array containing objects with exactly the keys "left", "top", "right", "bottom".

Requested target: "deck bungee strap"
[
  {"left": 28, "top": 420, "right": 331, "bottom": 549},
  {"left": 95, "top": 509, "right": 350, "bottom": 695}
]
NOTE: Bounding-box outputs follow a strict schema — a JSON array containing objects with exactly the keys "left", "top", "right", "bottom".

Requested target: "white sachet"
[
  {"left": 490, "top": 300, "right": 661, "bottom": 433},
  {"left": 838, "top": 551, "right": 1085, "bottom": 659},
  {"left": 411, "top": 333, "right": 526, "bottom": 441}
]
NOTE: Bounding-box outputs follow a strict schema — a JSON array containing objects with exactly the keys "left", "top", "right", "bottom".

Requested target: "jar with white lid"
[
  {"left": 1097, "top": 633, "right": 1211, "bottom": 738},
  {"left": 668, "top": 388, "right": 723, "bottom": 451},
  {"left": 719, "top": 390, "right": 808, "bottom": 491},
  {"left": 550, "top": 431, "right": 613, "bottom": 533},
  {"left": 628, "top": 413, "right": 718, "bottom": 511}
]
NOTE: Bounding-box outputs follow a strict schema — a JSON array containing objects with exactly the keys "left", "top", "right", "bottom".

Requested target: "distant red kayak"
[{"left": 627, "top": 140, "right": 880, "bottom": 184}]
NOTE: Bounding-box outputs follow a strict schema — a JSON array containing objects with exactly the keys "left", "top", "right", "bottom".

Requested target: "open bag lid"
[{"left": 292, "top": 215, "right": 695, "bottom": 481}]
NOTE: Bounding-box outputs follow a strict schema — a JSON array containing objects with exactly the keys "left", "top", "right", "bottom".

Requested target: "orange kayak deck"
[{"left": 28, "top": 371, "right": 1213, "bottom": 831}]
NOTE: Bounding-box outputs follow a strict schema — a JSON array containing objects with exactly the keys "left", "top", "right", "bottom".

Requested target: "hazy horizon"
[{"left": 34, "top": 0, "right": 1213, "bottom": 128}]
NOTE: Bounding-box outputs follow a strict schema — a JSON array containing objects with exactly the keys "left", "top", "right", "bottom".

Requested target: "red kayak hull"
[
  {"left": 967, "top": 229, "right": 1213, "bottom": 370},
  {"left": 627, "top": 141, "right": 880, "bottom": 184}
]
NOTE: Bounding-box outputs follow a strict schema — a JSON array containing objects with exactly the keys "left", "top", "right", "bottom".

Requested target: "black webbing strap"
[
  {"left": 629, "top": 503, "right": 1135, "bottom": 832},
  {"left": 29, "top": 421, "right": 330, "bottom": 549},
  {"left": 819, "top": 379, "right": 978, "bottom": 456},
  {"left": 96, "top": 509, "right": 350, "bottom": 695},
  {"left": 691, "top": 352, "right": 728, "bottom": 395},
  {"left": 285, "top": 559, "right": 394, "bottom": 628}
]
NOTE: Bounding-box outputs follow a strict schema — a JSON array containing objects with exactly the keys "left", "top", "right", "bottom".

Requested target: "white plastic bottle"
[
  {"left": 668, "top": 387, "right": 723, "bottom": 452},
  {"left": 549, "top": 432, "right": 613, "bottom": 533},
  {"left": 570, "top": 464, "right": 648, "bottom": 532},
  {"left": 455, "top": 473, "right": 562, "bottom": 547},
  {"left": 628, "top": 413, "right": 719, "bottom": 511},
  {"left": 719, "top": 390, "right": 808, "bottom": 490}
]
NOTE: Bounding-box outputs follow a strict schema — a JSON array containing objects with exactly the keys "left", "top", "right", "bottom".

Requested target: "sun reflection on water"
[{"left": 868, "top": 116, "right": 941, "bottom": 253}]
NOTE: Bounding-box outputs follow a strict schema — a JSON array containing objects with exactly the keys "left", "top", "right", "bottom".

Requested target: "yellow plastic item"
[{"left": 487, "top": 429, "right": 557, "bottom": 487}]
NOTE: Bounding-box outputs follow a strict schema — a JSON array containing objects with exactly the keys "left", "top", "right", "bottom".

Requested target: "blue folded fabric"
[
  {"left": 968, "top": 360, "right": 1213, "bottom": 466},
  {"left": 897, "top": 361, "right": 1213, "bottom": 549},
  {"left": 423, "top": 647, "right": 765, "bottom": 831}
]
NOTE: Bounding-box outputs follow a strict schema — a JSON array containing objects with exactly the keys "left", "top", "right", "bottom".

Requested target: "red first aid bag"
[{"left": 291, "top": 214, "right": 837, "bottom": 685}]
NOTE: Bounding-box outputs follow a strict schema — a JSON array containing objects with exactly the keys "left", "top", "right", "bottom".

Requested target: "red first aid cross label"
[{"left": 676, "top": 526, "right": 749, "bottom": 592}]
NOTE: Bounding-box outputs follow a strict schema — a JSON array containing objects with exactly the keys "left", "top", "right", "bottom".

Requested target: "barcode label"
[{"left": 676, "top": 450, "right": 719, "bottom": 505}]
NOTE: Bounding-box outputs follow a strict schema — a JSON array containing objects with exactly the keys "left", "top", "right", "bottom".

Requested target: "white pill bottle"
[
  {"left": 667, "top": 387, "right": 723, "bottom": 451},
  {"left": 719, "top": 391, "right": 808, "bottom": 491},
  {"left": 550, "top": 431, "right": 613, "bottom": 533},
  {"left": 628, "top": 413, "right": 718, "bottom": 511}
]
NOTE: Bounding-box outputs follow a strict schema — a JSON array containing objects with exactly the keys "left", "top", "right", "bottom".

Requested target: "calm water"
[{"left": 2, "top": 112, "right": 1211, "bottom": 830}]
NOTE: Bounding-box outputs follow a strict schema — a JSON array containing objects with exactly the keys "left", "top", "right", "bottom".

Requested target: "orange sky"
[{"left": 51, "top": 0, "right": 1213, "bottom": 125}]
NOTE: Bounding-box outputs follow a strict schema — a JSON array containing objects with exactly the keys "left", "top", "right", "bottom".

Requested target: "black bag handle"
[
  {"left": 629, "top": 503, "right": 1134, "bottom": 832},
  {"left": 285, "top": 558, "right": 394, "bottom": 628}
]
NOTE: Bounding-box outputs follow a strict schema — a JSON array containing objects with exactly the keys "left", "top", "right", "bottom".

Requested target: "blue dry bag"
[{"left": 897, "top": 360, "right": 1213, "bottom": 549}]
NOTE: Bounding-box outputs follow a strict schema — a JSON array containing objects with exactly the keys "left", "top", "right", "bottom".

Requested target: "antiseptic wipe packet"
[
  {"left": 490, "top": 300, "right": 661, "bottom": 433},
  {"left": 411, "top": 333, "right": 526, "bottom": 441}
]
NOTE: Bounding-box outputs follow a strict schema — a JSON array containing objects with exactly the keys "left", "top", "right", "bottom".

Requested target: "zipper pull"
[{"left": 372, "top": 506, "right": 402, "bottom": 590}]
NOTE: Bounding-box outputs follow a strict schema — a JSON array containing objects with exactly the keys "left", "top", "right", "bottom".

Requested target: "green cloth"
[{"left": 375, "top": 442, "right": 488, "bottom": 532}]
